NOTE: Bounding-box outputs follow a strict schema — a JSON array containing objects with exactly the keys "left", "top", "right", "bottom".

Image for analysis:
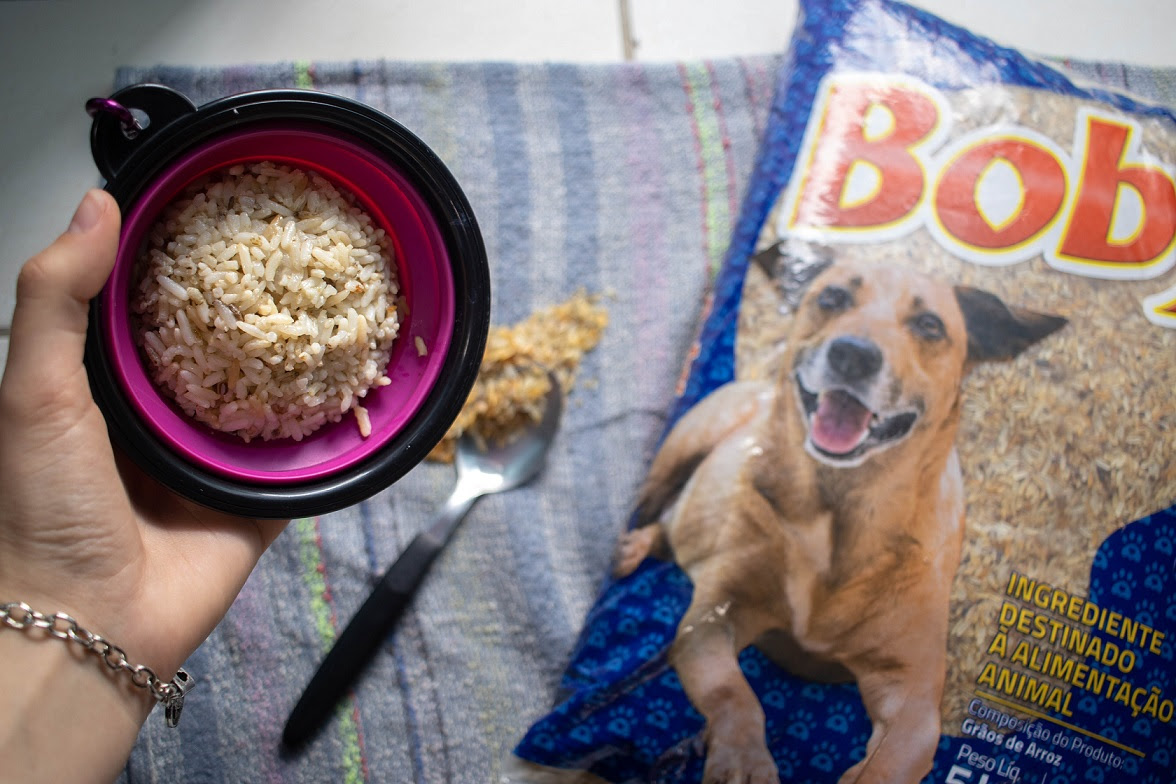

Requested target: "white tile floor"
[{"left": 1, "top": 0, "right": 1175, "bottom": 377}]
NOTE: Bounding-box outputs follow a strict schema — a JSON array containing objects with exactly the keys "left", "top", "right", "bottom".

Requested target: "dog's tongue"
[{"left": 810, "top": 389, "right": 872, "bottom": 455}]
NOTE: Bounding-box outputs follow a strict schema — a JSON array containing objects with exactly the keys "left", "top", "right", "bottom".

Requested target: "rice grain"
[{"left": 133, "top": 162, "right": 400, "bottom": 442}]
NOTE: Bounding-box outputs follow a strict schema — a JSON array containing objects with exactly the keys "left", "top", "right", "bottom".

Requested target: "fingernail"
[{"left": 68, "top": 190, "right": 105, "bottom": 234}]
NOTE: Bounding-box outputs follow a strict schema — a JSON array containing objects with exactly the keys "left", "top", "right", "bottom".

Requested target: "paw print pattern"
[
  {"left": 1083, "top": 766, "right": 1106, "bottom": 783},
  {"left": 568, "top": 718, "right": 600, "bottom": 745},
  {"left": 741, "top": 652, "right": 764, "bottom": 679},
  {"left": 759, "top": 667, "right": 792, "bottom": 693},
  {"left": 584, "top": 627, "right": 608, "bottom": 651},
  {"left": 663, "top": 566, "right": 692, "bottom": 590},
  {"left": 1110, "top": 568, "right": 1137, "bottom": 600},
  {"left": 527, "top": 731, "right": 559, "bottom": 751},
  {"left": 763, "top": 712, "right": 781, "bottom": 739},
  {"left": 1148, "top": 731, "right": 1175, "bottom": 769},
  {"left": 605, "top": 705, "right": 638, "bottom": 736},
  {"left": 801, "top": 682, "right": 829, "bottom": 703},
  {"left": 809, "top": 740, "right": 839, "bottom": 774},
  {"left": 632, "top": 731, "right": 667, "bottom": 764},
  {"left": 650, "top": 594, "right": 683, "bottom": 626},
  {"left": 786, "top": 709, "right": 815, "bottom": 740},
  {"left": 614, "top": 615, "right": 642, "bottom": 637},
  {"left": 1133, "top": 598, "right": 1159, "bottom": 627},
  {"left": 1096, "top": 711, "right": 1124, "bottom": 741},
  {"left": 1076, "top": 694, "right": 1101, "bottom": 716},
  {"left": 773, "top": 745, "right": 802, "bottom": 779},
  {"left": 657, "top": 669, "right": 682, "bottom": 692},
  {"left": 824, "top": 700, "right": 855, "bottom": 734},
  {"left": 1117, "top": 527, "right": 1146, "bottom": 563},
  {"left": 1144, "top": 561, "right": 1167, "bottom": 593},
  {"left": 636, "top": 633, "right": 667, "bottom": 661},
  {"left": 626, "top": 573, "right": 655, "bottom": 597},
  {"left": 643, "top": 698, "right": 676, "bottom": 731},
  {"left": 761, "top": 689, "right": 789, "bottom": 710},
  {"left": 603, "top": 653, "right": 630, "bottom": 673}
]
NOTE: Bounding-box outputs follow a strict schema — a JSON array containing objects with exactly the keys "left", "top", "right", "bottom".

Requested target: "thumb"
[{"left": 1, "top": 189, "right": 121, "bottom": 407}]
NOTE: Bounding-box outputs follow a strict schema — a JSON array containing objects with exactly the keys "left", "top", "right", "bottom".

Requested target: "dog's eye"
[
  {"left": 816, "top": 285, "right": 853, "bottom": 312},
  {"left": 911, "top": 312, "right": 946, "bottom": 341}
]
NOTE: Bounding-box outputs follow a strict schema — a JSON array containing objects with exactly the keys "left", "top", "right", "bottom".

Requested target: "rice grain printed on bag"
[{"left": 508, "top": 1, "right": 1176, "bottom": 782}]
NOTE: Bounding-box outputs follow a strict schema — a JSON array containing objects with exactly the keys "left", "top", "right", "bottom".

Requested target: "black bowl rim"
[{"left": 85, "top": 87, "right": 490, "bottom": 519}]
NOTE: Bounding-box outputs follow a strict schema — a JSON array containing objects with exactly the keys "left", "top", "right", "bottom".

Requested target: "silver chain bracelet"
[{"left": 0, "top": 601, "right": 194, "bottom": 727}]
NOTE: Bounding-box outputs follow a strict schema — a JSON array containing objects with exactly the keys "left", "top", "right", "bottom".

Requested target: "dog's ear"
[
  {"left": 754, "top": 238, "right": 835, "bottom": 312},
  {"left": 954, "top": 286, "right": 1067, "bottom": 363}
]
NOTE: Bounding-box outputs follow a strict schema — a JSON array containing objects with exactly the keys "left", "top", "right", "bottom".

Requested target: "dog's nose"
[{"left": 827, "top": 336, "right": 883, "bottom": 381}]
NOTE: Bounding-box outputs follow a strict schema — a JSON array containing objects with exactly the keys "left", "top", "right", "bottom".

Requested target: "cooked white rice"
[{"left": 132, "top": 161, "right": 401, "bottom": 442}]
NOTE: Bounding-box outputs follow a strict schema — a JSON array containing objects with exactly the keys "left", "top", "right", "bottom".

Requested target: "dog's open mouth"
[{"left": 797, "top": 379, "right": 918, "bottom": 462}]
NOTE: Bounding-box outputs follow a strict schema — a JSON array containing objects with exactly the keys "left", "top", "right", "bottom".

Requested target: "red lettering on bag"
[
  {"left": 791, "top": 84, "right": 937, "bottom": 231},
  {"left": 785, "top": 74, "right": 1176, "bottom": 325},
  {"left": 1057, "top": 117, "right": 1176, "bottom": 269},
  {"left": 935, "top": 138, "right": 1066, "bottom": 251}
]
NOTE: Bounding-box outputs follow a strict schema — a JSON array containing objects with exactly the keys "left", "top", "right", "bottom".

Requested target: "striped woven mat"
[{"left": 114, "top": 56, "right": 779, "bottom": 784}]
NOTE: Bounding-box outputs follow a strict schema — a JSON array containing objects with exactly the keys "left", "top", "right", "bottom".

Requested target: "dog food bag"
[{"left": 509, "top": 1, "right": 1176, "bottom": 781}]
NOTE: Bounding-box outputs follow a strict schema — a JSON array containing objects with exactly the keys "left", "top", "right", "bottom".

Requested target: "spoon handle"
[{"left": 282, "top": 490, "right": 479, "bottom": 748}]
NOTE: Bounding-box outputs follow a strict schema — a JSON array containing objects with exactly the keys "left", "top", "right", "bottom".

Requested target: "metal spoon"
[{"left": 282, "top": 372, "right": 564, "bottom": 749}]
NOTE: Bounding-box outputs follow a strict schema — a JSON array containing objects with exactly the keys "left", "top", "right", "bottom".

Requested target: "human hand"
[{"left": 0, "top": 190, "right": 288, "bottom": 779}]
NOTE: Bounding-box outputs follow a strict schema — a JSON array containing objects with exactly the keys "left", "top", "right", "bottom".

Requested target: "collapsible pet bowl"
[{"left": 84, "top": 84, "right": 490, "bottom": 518}]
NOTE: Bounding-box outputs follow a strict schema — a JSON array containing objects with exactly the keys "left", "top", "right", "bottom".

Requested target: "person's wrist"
[
  {"left": 0, "top": 521, "right": 154, "bottom": 663},
  {"left": 0, "top": 570, "right": 187, "bottom": 706},
  {"left": 0, "top": 603, "right": 153, "bottom": 783},
  {"left": 0, "top": 605, "right": 155, "bottom": 713}
]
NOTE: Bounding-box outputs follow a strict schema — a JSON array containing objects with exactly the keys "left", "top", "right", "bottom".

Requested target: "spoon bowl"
[{"left": 450, "top": 381, "right": 564, "bottom": 499}]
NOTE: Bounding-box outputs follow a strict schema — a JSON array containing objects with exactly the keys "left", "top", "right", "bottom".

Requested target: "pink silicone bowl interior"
[{"left": 103, "top": 127, "right": 456, "bottom": 484}]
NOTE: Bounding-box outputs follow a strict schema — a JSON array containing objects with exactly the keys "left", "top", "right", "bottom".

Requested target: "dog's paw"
[
  {"left": 613, "top": 526, "right": 658, "bottom": 578},
  {"left": 702, "top": 742, "right": 779, "bottom": 784}
]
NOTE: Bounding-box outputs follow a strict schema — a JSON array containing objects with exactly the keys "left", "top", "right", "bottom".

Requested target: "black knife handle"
[{"left": 282, "top": 530, "right": 443, "bottom": 748}]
